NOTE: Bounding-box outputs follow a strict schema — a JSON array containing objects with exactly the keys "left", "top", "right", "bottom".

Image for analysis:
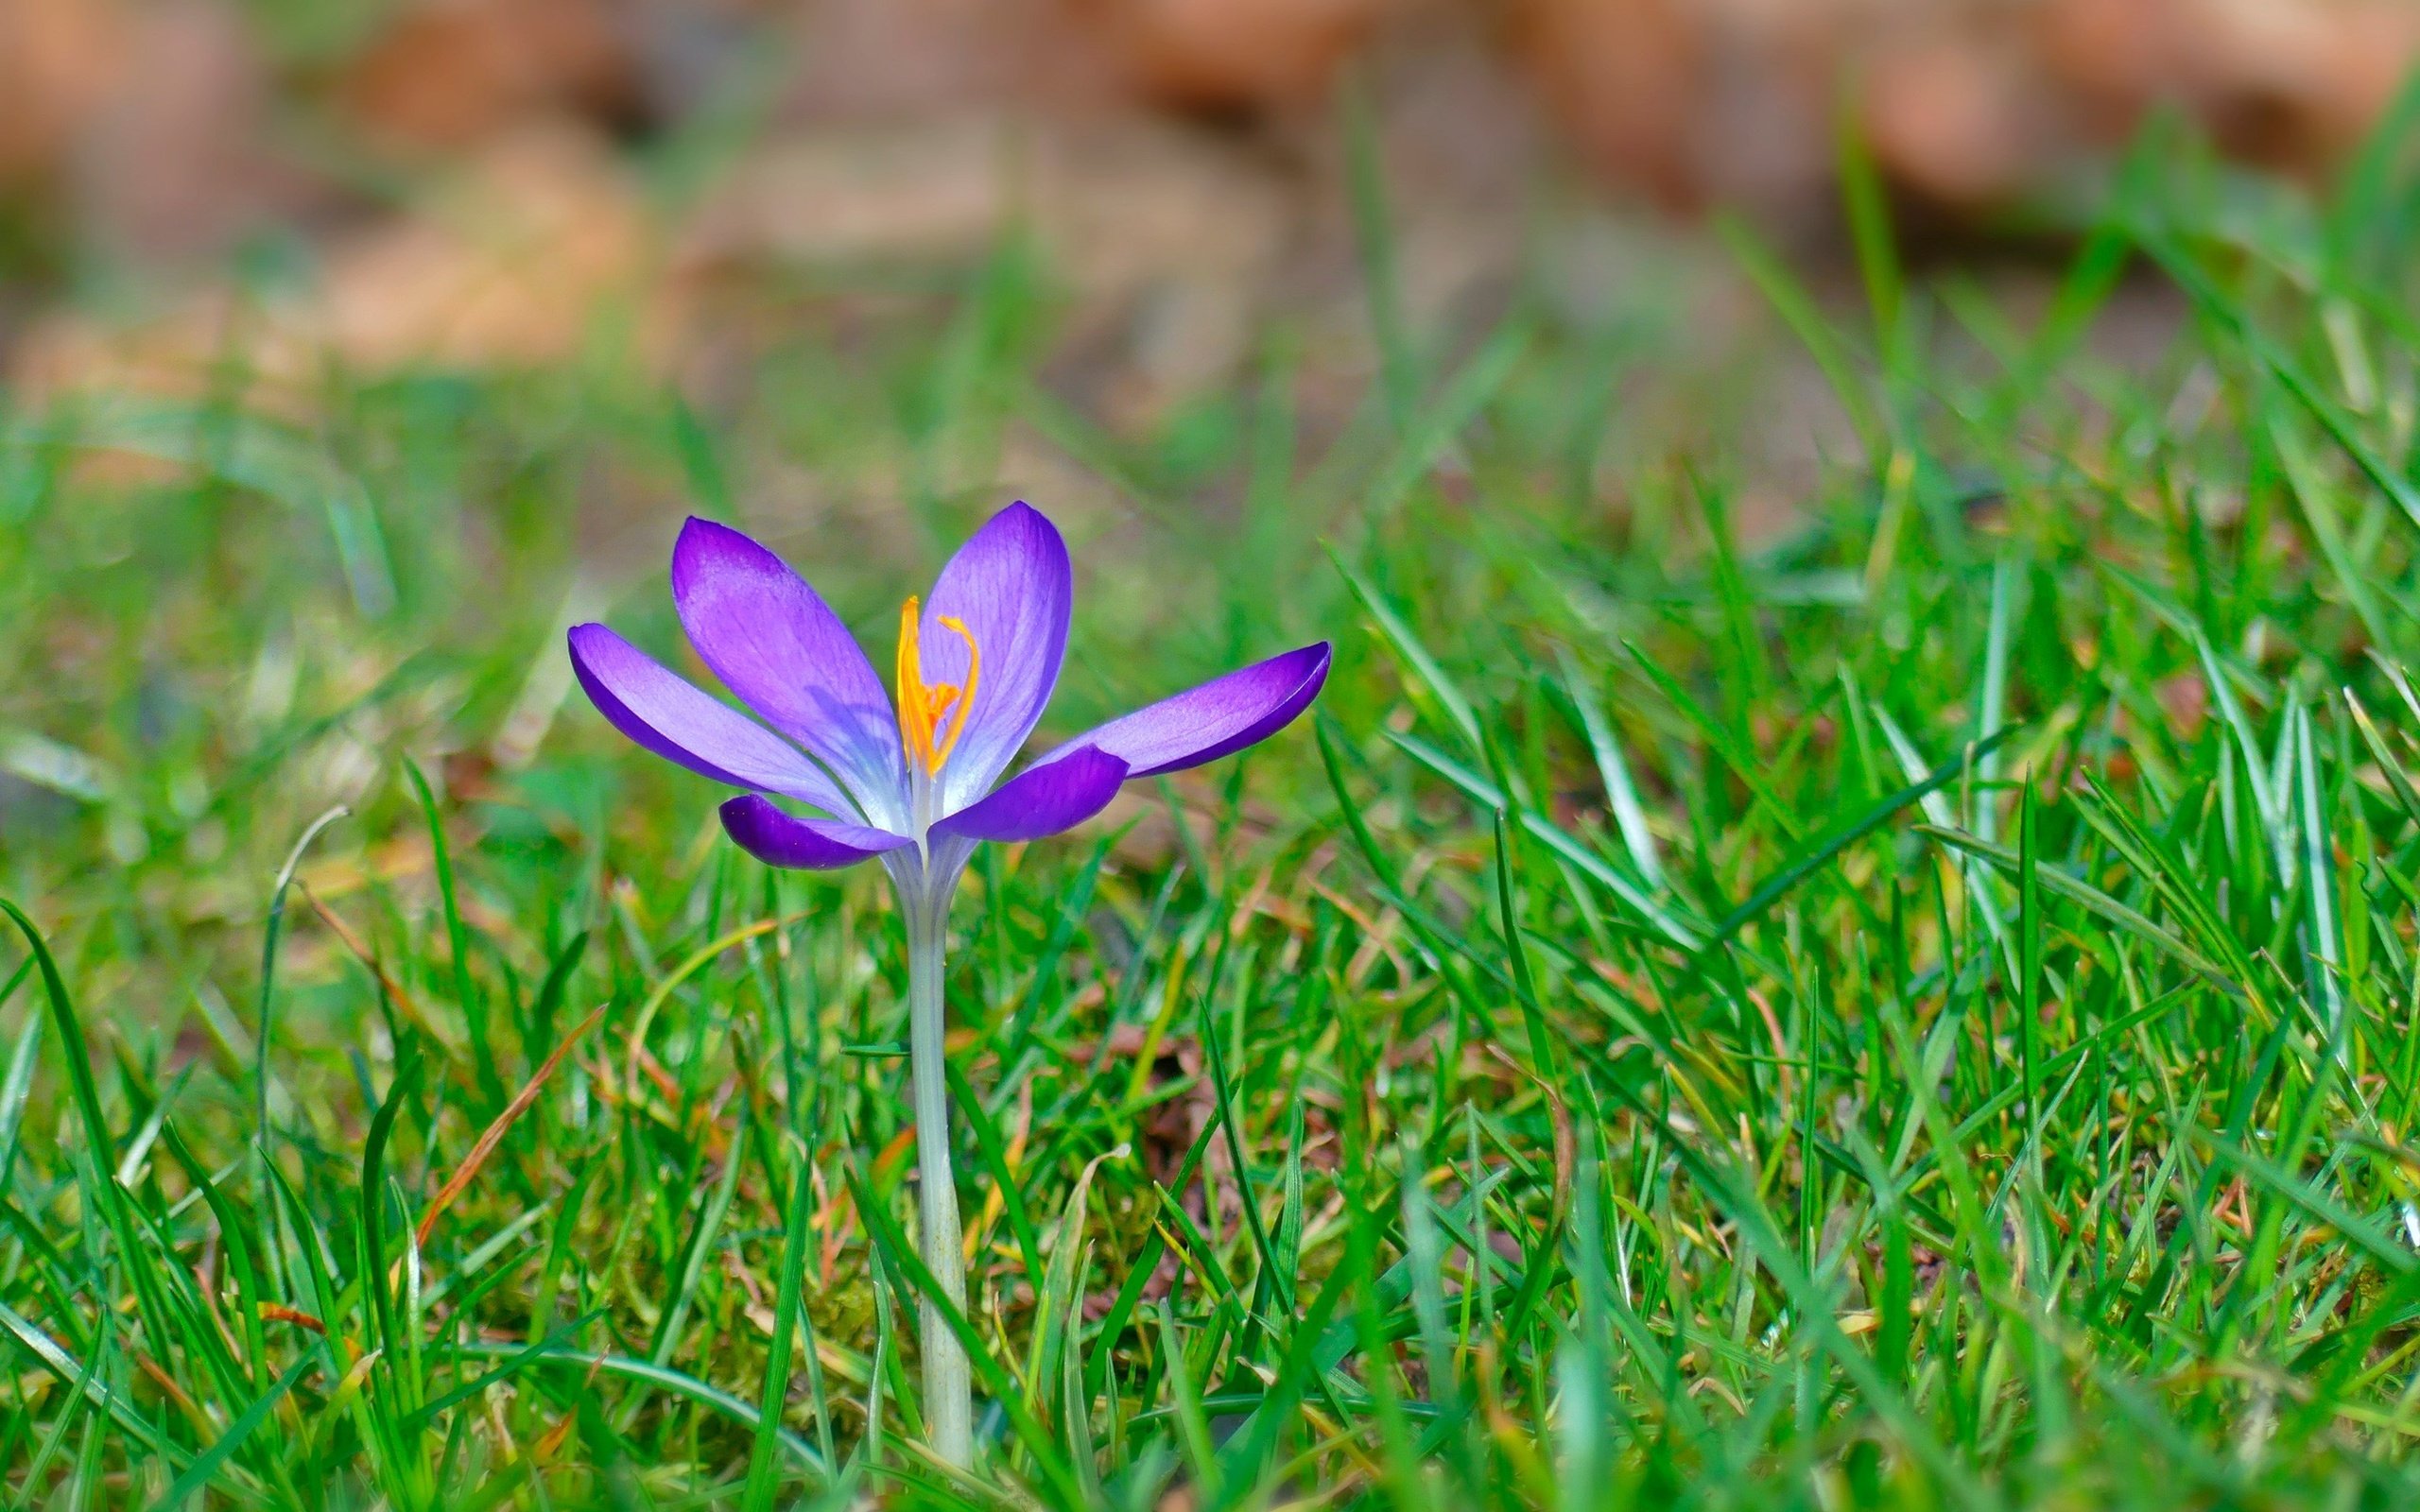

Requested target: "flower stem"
[{"left": 904, "top": 890, "right": 973, "bottom": 1466}]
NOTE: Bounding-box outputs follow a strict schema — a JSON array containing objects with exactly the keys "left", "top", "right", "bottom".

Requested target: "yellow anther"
[{"left": 895, "top": 597, "right": 981, "bottom": 776}]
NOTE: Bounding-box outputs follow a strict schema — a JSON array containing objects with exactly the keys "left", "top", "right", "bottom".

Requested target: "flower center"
[{"left": 895, "top": 596, "right": 979, "bottom": 777}]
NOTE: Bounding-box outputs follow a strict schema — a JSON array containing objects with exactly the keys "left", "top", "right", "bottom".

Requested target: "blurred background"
[{"left": 7, "top": 0, "right": 2417, "bottom": 427}]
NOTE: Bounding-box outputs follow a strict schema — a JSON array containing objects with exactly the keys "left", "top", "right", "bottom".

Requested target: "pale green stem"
[{"left": 904, "top": 885, "right": 973, "bottom": 1466}]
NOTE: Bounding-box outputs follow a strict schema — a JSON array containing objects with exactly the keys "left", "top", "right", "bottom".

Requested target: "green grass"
[{"left": 13, "top": 106, "right": 2420, "bottom": 1507}]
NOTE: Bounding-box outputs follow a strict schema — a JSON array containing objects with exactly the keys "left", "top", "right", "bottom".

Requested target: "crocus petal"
[
  {"left": 1040, "top": 642, "right": 1330, "bottom": 779},
  {"left": 919, "top": 502, "right": 1072, "bottom": 812},
  {"left": 720, "top": 796, "right": 912, "bottom": 870},
  {"left": 569, "top": 624, "right": 854, "bottom": 813},
  {"left": 931, "top": 747, "right": 1128, "bottom": 844},
  {"left": 672, "top": 517, "right": 907, "bottom": 826}
]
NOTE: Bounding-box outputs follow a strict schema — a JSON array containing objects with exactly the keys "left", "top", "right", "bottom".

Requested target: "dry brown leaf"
[
  {"left": 0, "top": 0, "right": 126, "bottom": 182},
  {"left": 14, "top": 125, "right": 663, "bottom": 401},
  {"left": 1514, "top": 0, "right": 1707, "bottom": 209},
  {"left": 1076, "top": 0, "right": 1393, "bottom": 111},
  {"left": 340, "top": 0, "right": 635, "bottom": 152},
  {"left": 318, "top": 124, "right": 656, "bottom": 370},
  {"left": 1862, "top": 26, "right": 2049, "bottom": 207}
]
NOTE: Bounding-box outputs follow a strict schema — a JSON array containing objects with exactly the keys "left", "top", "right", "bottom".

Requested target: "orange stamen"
[{"left": 895, "top": 597, "right": 981, "bottom": 776}]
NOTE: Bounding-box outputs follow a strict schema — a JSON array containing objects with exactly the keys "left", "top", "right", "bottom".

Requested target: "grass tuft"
[{"left": 10, "top": 113, "right": 2420, "bottom": 1506}]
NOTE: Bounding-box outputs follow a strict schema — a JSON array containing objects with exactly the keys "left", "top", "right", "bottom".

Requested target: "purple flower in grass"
[
  {"left": 565, "top": 499, "right": 1325, "bottom": 1467},
  {"left": 567, "top": 500, "right": 1327, "bottom": 894}
]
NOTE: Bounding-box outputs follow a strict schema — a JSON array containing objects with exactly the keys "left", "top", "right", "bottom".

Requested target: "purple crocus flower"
[
  {"left": 565, "top": 500, "right": 1328, "bottom": 888},
  {"left": 564, "top": 499, "right": 1325, "bottom": 1466}
]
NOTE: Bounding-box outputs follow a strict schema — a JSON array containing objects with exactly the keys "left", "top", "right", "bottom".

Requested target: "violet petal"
[
  {"left": 931, "top": 747, "right": 1128, "bottom": 843},
  {"left": 672, "top": 517, "right": 907, "bottom": 826},
  {"left": 919, "top": 502, "right": 1071, "bottom": 812},
  {"left": 569, "top": 624, "right": 855, "bottom": 814},
  {"left": 1040, "top": 642, "right": 1330, "bottom": 778},
  {"left": 720, "top": 796, "right": 912, "bottom": 870}
]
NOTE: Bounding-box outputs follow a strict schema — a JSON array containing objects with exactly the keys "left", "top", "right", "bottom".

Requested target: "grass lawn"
[{"left": 9, "top": 115, "right": 2420, "bottom": 1508}]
